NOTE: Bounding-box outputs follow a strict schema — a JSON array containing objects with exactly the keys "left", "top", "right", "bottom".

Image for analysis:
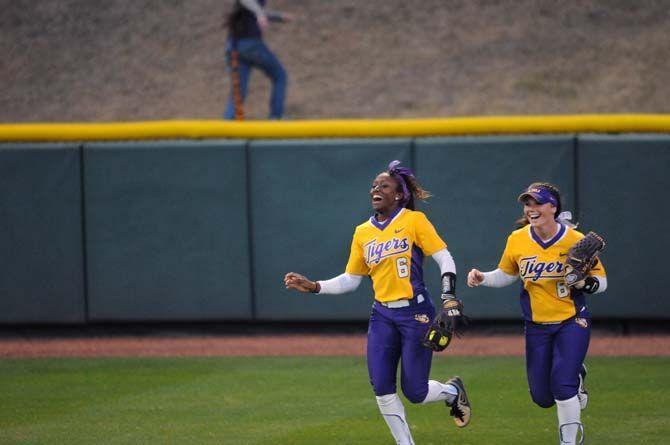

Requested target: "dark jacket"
[{"left": 228, "top": 0, "right": 266, "bottom": 40}]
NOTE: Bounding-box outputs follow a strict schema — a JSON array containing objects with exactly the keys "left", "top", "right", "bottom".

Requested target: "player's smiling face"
[
  {"left": 523, "top": 197, "right": 556, "bottom": 228},
  {"left": 370, "top": 173, "right": 402, "bottom": 214}
]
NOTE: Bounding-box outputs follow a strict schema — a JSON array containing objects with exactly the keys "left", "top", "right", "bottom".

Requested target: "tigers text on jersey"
[
  {"left": 345, "top": 208, "right": 446, "bottom": 303},
  {"left": 498, "top": 223, "right": 606, "bottom": 323}
]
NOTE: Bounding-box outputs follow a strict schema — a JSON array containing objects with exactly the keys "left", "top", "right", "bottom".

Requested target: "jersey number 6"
[
  {"left": 556, "top": 281, "right": 570, "bottom": 298},
  {"left": 396, "top": 257, "right": 409, "bottom": 278}
]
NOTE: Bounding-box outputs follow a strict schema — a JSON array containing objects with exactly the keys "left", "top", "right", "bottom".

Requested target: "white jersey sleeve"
[
  {"left": 481, "top": 268, "right": 518, "bottom": 288},
  {"left": 316, "top": 273, "right": 363, "bottom": 295}
]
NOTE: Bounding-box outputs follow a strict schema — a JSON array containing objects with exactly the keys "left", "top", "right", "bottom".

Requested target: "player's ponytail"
[
  {"left": 387, "top": 160, "right": 432, "bottom": 211},
  {"left": 403, "top": 175, "right": 432, "bottom": 211}
]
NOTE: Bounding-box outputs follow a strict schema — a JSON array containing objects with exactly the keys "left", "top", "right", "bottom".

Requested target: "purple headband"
[
  {"left": 387, "top": 160, "right": 414, "bottom": 207},
  {"left": 517, "top": 185, "right": 558, "bottom": 207}
]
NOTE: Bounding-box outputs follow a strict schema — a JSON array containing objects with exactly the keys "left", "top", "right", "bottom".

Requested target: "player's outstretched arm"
[
  {"left": 285, "top": 272, "right": 363, "bottom": 294},
  {"left": 284, "top": 272, "right": 319, "bottom": 293},
  {"left": 467, "top": 268, "right": 518, "bottom": 288}
]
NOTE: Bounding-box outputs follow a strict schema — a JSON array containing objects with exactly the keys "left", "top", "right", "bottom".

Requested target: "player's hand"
[
  {"left": 257, "top": 13, "right": 269, "bottom": 30},
  {"left": 467, "top": 269, "right": 484, "bottom": 287},
  {"left": 570, "top": 278, "right": 586, "bottom": 290},
  {"left": 284, "top": 272, "right": 318, "bottom": 293}
]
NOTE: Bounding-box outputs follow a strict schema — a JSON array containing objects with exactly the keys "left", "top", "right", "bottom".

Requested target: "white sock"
[
  {"left": 376, "top": 394, "right": 415, "bottom": 445},
  {"left": 421, "top": 380, "right": 458, "bottom": 405},
  {"left": 556, "top": 395, "right": 582, "bottom": 444}
]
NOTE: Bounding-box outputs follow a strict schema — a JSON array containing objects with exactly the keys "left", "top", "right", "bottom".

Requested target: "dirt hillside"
[{"left": 2, "top": 0, "right": 669, "bottom": 122}]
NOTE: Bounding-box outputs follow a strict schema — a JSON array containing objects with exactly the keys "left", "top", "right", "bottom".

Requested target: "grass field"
[{"left": 1, "top": 356, "right": 668, "bottom": 444}]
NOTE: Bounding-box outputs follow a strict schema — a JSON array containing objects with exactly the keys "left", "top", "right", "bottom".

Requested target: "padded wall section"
[
  {"left": 84, "top": 141, "right": 251, "bottom": 321},
  {"left": 415, "top": 136, "right": 576, "bottom": 319},
  {"left": 578, "top": 135, "right": 670, "bottom": 318},
  {"left": 250, "top": 139, "right": 412, "bottom": 320},
  {"left": 0, "top": 144, "right": 85, "bottom": 323}
]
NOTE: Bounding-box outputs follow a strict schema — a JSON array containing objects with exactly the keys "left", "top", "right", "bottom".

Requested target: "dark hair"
[
  {"left": 515, "top": 182, "right": 562, "bottom": 227},
  {"left": 224, "top": 3, "right": 245, "bottom": 38}
]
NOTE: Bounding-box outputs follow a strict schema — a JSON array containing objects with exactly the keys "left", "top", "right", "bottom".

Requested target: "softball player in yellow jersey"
[
  {"left": 468, "top": 182, "right": 607, "bottom": 445},
  {"left": 285, "top": 160, "right": 471, "bottom": 445}
]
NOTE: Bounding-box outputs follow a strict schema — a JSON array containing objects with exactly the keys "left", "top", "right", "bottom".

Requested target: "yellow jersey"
[
  {"left": 345, "top": 208, "right": 446, "bottom": 303},
  {"left": 498, "top": 224, "right": 606, "bottom": 323}
]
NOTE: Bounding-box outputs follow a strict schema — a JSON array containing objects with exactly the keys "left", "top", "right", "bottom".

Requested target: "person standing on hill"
[
  {"left": 285, "top": 160, "right": 471, "bottom": 445},
  {"left": 224, "top": 0, "right": 292, "bottom": 120}
]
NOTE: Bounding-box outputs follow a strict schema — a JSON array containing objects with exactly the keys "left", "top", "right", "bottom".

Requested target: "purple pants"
[
  {"left": 367, "top": 297, "right": 436, "bottom": 403},
  {"left": 525, "top": 318, "right": 591, "bottom": 407}
]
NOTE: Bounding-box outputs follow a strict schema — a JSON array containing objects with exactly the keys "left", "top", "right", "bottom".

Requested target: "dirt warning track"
[{"left": 1, "top": 334, "right": 669, "bottom": 358}]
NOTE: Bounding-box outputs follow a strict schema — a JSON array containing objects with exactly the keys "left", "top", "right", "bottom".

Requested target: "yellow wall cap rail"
[{"left": 1, "top": 114, "right": 670, "bottom": 142}]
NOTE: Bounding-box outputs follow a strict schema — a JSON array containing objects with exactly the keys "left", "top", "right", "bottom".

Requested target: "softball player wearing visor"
[{"left": 467, "top": 182, "right": 607, "bottom": 445}]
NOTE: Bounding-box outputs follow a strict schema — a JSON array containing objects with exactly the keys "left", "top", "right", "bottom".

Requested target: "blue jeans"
[{"left": 224, "top": 38, "right": 287, "bottom": 119}]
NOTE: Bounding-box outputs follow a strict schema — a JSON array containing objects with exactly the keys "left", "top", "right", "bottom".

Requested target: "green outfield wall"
[
  {"left": 0, "top": 133, "right": 668, "bottom": 323},
  {"left": 0, "top": 144, "right": 86, "bottom": 323},
  {"left": 415, "top": 136, "right": 577, "bottom": 318},
  {"left": 82, "top": 141, "right": 251, "bottom": 322},
  {"left": 577, "top": 135, "right": 670, "bottom": 319}
]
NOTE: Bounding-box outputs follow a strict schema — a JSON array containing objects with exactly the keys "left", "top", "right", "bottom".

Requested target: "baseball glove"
[
  {"left": 564, "top": 231, "right": 606, "bottom": 288},
  {"left": 422, "top": 298, "right": 468, "bottom": 352}
]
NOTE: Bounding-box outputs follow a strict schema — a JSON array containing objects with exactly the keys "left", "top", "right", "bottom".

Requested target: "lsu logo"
[
  {"left": 575, "top": 317, "right": 588, "bottom": 328},
  {"left": 519, "top": 256, "right": 565, "bottom": 281},
  {"left": 364, "top": 237, "right": 409, "bottom": 264},
  {"left": 414, "top": 314, "right": 430, "bottom": 324}
]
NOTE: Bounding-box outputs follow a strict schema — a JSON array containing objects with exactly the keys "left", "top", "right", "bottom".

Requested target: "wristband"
[
  {"left": 440, "top": 272, "right": 456, "bottom": 299},
  {"left": 582, "top": 276, "right": 600, "bottom": 294}
]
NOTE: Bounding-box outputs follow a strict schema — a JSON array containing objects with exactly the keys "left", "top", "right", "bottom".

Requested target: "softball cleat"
[{"left": 445, "top": 376, "right": 471, "bottom": 427}]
